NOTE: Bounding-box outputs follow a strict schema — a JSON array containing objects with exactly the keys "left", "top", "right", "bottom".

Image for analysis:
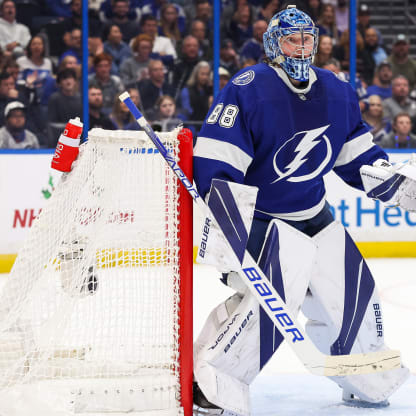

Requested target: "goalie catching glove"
[{"left": 360, "top": 155, "right": 416, "bottom": 212}]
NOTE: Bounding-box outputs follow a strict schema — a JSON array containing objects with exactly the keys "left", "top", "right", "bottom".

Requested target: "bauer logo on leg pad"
[
  {"left": 198, "top": 217, "right": 212, "bottom": 259},
  {"left": 373, "top": 304, "right": 383, "bottom": 337},
  {"left": 242, "top": 266, "right": 304, "bottom": 343},
  {"left": 224, "top": 310, "right": 254, "bottom": 353}
]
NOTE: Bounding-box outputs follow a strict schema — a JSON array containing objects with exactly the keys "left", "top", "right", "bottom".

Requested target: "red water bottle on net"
[{"left": 51, "top": 117, "right": 83, "bottom": 172}]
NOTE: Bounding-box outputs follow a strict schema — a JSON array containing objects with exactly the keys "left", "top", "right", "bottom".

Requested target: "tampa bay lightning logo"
[
  {"left": 271, "top": 125, "right": 332, "bottom": 183},
  {"left": 232, "top": 70, "right": 255, "bottom": 86}
]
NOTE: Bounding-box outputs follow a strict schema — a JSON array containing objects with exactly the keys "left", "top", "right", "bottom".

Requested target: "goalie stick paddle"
[{"left": 119, "top": 91, "right": 401, "bottom": 377}]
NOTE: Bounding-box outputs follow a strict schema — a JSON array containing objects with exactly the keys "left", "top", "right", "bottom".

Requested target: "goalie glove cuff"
[
  {"left": 360, "top": 157, "right": 416, "bottom": 211},
  {"left": 360, "top": 158, "right": 403, "bottom": 203}
]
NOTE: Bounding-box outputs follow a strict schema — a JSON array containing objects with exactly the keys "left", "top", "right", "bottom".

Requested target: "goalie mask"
[{"left": 263, "top": 6, "right": 318, "bottom": 82}]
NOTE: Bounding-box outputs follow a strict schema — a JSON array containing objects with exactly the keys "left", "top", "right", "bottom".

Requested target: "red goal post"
[{"left": 0, "top": 127, "right": 193, "bottom": 416}]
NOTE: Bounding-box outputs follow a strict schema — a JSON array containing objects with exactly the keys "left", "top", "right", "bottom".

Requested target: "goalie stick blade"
[{"left": 307, "top": 349, "right": 402, "bottom": 377}]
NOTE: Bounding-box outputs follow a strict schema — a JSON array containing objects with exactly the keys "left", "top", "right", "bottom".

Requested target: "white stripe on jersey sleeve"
[
  {"left": 194, "top": 136, "right": 253, "bottom": 175},
  {"left": 333, "top": 132, "right": 375, "bottom": 167}
]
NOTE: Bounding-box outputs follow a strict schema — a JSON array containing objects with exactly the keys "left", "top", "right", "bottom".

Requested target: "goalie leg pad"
[
  {"left": 304, "top": 221, "right": 409, "bottom": 402},
  {"left": 196, "top": 179, "right": 258, "bottom": 271},
  {"left": 194, "top": 292, "right": 259, "bottom": 416},
  {"left": 257, "top": 219, "right": 316, "bottom": 369},
  {"left": 194, "top": 220, "right": 316, "bottom": 413}
]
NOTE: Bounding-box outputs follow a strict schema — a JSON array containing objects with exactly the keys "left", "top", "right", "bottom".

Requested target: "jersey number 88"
[{"left": 207, "top": 103, "right": 239, "bottom": 128}]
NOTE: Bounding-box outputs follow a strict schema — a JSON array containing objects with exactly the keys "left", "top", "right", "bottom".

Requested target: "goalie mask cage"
[{"left": 0, "top": 128, "right": 193, "bottom": 416}]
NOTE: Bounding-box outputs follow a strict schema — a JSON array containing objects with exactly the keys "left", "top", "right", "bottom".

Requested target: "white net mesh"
[{"left": 0, "top": 128, "right": 187, "bottom": 414}]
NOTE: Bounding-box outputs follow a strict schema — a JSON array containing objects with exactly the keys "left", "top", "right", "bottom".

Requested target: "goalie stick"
[{"left": 119, "top": 91, "right": 401, "bottom": 377}]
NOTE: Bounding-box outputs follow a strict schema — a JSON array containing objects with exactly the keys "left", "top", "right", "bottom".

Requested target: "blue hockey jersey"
[{"left": 194, "top": 63, "right": 388, "bottom": 221}]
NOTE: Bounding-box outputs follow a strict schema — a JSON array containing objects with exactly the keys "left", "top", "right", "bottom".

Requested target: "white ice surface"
[{"left": 193, "top": 259, "right": 416, "bottom": 415}]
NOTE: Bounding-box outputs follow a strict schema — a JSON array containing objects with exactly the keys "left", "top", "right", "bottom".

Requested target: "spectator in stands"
[
  {"left": 313, "top": 34, "right": 335, "bottom": 68},
  {"left": 257, "top": 0, "right": 280, "bottom": 22},
  {"left": 219, "top": 38, "right": 240, "bottom": 76},
  {"left": 189, "top": 0, "right": 213, "bottom": 37},
  {"left": 333, "top": 29, "right": 375, "bottom": 86},
  {"left": 218, "top": 66, "right": 231, "bottom": 90},
  {"left": 379, "top": 113, "right": 416, "bottom": 149},
  {"left": 305, "top": 0, "right": 323, "bottom": 22},
  {"left": 387, "top": 34, "right": 416, "bottom": 90},
  {"left": 357, "top": 3, "right": 383, "bottom": 48},
  {"left": 53, "top": 0, "right": 102, "bottom": 57},
  {"left": 88, "top": 85, "right": 115, "bottom": 130},
  {"left": 99, "top": 0, "right": 141, "bottom": 23},
  {"left": 334, "top": 0, "right": 348, "bottom": 33},
  {"left": 137, "top": 58, "right": 173, "bottom": 112},
  {"left": 1, "top": 60, "right": 46, "bottom": 136},
  {"left": 0, "top": 0, "right": 31, "bottom": 58},
  {"left": 3, "top": 58, "right": 19, "bottom": 89},
  {"left": 0, "top": 71, "right": 14, "bottom": 125},
  {"left": 103, "top": 24, "right": 132, "bottom": 73},
  {"left": 124, "top": 86, "right": 146, "bottom": 129},
  {"left": 224, "top": 3, "right": 253, "bottom": 50},
  {"left": 58, "top": 55, "right": 81, "bottom": 80},
  {"left": 363, "top": 27, "right": 387, "bottom": 67},
  {"left": 0, "top": 47, "right": 7, "bottom": 71},
  {"left": 16, "top": 35, "right": 54, "bottom": 106},
  {"left": 316, "top": 3, "right": 340, "bottom": 43},
  {"left": 322, "top": 58, "right": 368, "bottom": 101},
  {"left": 383, "top": 75, "right": 416, "bottom": 127},
  {"left": 88, "top": 53, "right": 125, "bottom": 115},
  {"left": 16, "top": 35, "right": 56, "bottom": 133},
  {"left": 239, "top": 19, "right": 267, "bottom": 64},
  {"left": 47, "top": 68, "right": 82, "bottom": 125},
  {"left": 103, "top": 0, "right": 140, "bottom": 44},
  {"left": 140, "top": 14, "right": 177, "bottom": 68},
  {"left": 179, "top": 60, "right": 212, "bottom": 125},
  {"left": 16, "top": 36, "right": 53, "bottom": 77},
  {"left": 361, "top": 94, "right": 391, "bottom": 144},
  {"left": 120, "top": 34, "right": 153, "bottom": 87},
  {"left": 125, "top": 86, "right": 143, "bottom": 113},
  {"left": 142, "top": 0, "right": 187, "bottom": 36},
  {"left": 169, "top": 35, "right": 200, "bottom": 101},
  {"left": 365, "top": 61, "right": 393, "bottom": 101},
  {"left": 158, "top": 3, "right": 183, "bottom": 47},
  {"left": 149, "top": 94, "right": 184, "bottom": 132},
  {"left": 60, "top": 28, "right": 82, "bottom": 64},
  {"left": 4, "top": 58, "right": 43, "bottom": 105},
  {"left": 109, "top": 88, "right": 139, "bottom": 129},
  {"left": 90, "top": 34, "right": 105, "bottom": 57},
  {"left": 0, "top": 100, "right": 39, "bottom": 149},
  {"left": 190, "top": 19, "right": 212, "bottom": 61}
]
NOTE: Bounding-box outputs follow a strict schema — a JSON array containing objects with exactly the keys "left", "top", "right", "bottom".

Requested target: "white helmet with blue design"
[{"left": 263, "top": 5, "right": 318, "bottom": 82}]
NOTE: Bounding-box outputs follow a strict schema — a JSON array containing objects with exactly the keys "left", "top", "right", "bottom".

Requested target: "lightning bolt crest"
[{"left": 272, "top": 125, "right": 331, "bottom": 183}]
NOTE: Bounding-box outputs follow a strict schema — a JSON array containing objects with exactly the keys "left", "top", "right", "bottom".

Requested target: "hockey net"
[{"left": 0, "top": 128, "right": 193, "bottom": 415}]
